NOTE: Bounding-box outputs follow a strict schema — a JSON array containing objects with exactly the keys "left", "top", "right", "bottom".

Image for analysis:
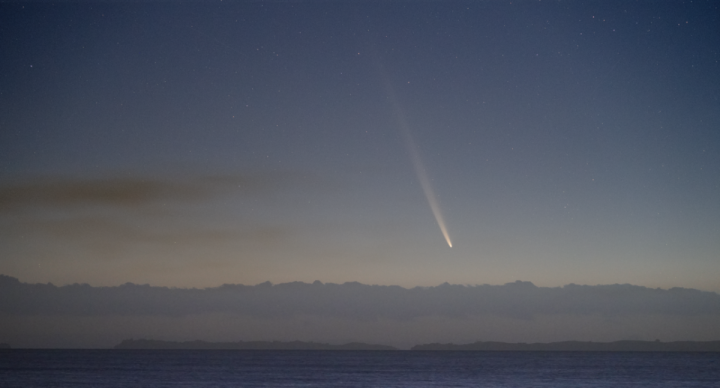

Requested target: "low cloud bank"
[
  {"left": 2, "top": 275, "right": 719, "bottom": 319},
  {"left": 2, "top": 275, "right": 720, "bottom": 348}
]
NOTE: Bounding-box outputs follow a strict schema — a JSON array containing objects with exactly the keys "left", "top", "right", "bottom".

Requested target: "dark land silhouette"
[
  {"left": 115, "top": 339, "right": 397, "bottom": 350},
  {"left": 113, "top": 339, "right": 720, "bottom": 351},
  {"left": 412, "top": 340, "right": 720, "bottom": 352}
]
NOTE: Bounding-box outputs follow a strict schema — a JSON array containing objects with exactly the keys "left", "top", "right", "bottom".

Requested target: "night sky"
[{"left": 1, "top": 1, "right": 719, "bottom": 291}]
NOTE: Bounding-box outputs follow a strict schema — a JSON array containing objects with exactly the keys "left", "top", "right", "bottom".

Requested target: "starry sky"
[{"left": 1, "top": 1, "right": 719, "bottom": 291}]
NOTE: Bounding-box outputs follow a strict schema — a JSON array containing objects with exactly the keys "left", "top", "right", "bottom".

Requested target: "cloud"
[
  {"left": 0, "top": 173, "right": 273, "bottom": 211},
  {"left": 7, "top": 215, "right": 287, "bottom": 247},
  {"left": 2, "top": 276, "right": 719, "bottom": 348},
  {"left": 2, "top": 276, "right": 718, "bottom": 319},
  {"left": 0, "top": 172, "right": 302, "bottom": 253}
]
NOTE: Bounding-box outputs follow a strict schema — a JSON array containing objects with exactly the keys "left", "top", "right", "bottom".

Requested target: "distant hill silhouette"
[
  {"left": 115, "top": 339, "right": 397, "bottom": 350},
  {"left": 412, "top": 340, "right": 720, "bottom": 352}
]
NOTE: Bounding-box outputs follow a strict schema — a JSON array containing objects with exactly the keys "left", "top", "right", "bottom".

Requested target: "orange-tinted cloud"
[{"left": 0, "top": 174, "right": 274, "bottom": 211}]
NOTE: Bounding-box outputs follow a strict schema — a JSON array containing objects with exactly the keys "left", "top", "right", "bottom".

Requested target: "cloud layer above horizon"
[{"left": 2, "top": 275, "right": 719, "bottom": 348}]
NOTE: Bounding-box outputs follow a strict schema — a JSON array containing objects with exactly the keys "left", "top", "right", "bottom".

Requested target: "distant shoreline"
[
  {"left": 411, "top": 340, "right": 720, "bottom": 352},
  {"left": 114, "top": 339, "right": 398, "bottom": 350},
  {"left": 111, "top": 339, "right": 720, "bottom": 352}
]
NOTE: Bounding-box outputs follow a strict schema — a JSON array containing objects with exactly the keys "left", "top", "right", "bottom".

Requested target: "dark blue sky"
[{"left": 1, "top": 1, "right": 718, "bottom": 290}]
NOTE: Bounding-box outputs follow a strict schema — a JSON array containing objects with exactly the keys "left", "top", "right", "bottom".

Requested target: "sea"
[{"left": 1, "top": 350, "right": 719, "bottom": 387}]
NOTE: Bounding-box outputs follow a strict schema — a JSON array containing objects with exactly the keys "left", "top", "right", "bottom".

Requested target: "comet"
[
  {"left": 373, "top": 56, "right": 453, "bottom": 248},
  {"left": 393, "top": 104, "right": 453, "bottom": 248}
]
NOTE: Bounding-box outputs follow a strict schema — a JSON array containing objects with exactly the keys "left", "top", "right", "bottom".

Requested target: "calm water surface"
[{"left": 1, "top": 350, "right": 719, "bottom": 387}]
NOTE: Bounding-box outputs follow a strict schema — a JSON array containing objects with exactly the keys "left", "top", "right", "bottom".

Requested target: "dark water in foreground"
[{"left": 1, "top": 350, "right": 719, "bottom": 387}]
